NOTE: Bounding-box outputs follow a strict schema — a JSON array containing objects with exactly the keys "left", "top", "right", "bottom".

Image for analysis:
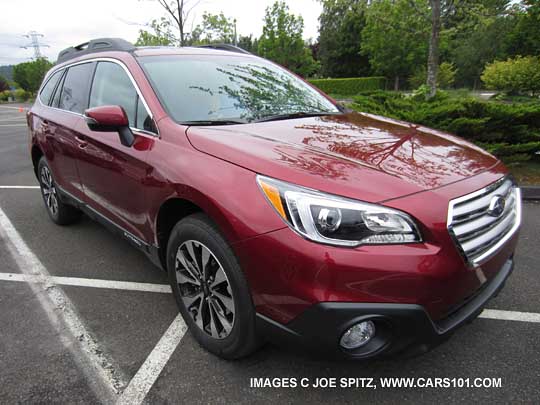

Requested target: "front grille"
[{"left": 447, "top": 177, "right": 521, "bottom": 266}]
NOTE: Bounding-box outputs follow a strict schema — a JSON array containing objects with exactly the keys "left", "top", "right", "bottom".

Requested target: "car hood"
[{"left": 185, "top": 112, "right": 500, "bottom": 202}]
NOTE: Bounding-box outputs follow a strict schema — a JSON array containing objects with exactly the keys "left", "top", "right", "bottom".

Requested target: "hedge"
[
  {"left": 350, "top": 91, "right": 540, "bottom": 162},
  {"left": 308, "top": 77, "right": 386, "bottom": 96}
]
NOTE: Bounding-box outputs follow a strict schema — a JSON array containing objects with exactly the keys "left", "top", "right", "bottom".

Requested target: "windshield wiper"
[
  {"left": 253, "top": 111, "right": 341, "bottom": 123},
  {"left": 182, "top": 119, "right": 247, "bottom": 126}
]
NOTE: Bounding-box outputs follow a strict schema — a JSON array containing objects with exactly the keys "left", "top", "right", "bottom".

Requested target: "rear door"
[
  {"left": 38, "top": 62, "right": 94, "bottom": 199},
  {"left": 74, "top": 60, "right": 157, "bottom": 242}
]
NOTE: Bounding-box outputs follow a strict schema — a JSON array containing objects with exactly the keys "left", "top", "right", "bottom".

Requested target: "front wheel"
[
  {"left": 38, "top": 157, "right": 81, "bottom": 225},
  {"left": 167, "top": 213, "right": 261, "bottom": 359}
]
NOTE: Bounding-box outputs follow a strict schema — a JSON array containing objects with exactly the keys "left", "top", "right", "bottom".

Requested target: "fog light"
[{"left": 340, "top": 320, "right": 376, "bottom": 349}]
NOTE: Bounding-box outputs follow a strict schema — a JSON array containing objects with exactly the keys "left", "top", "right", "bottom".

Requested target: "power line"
[{"left": 20, "top": 31, "right": 49, "bottom": 59}]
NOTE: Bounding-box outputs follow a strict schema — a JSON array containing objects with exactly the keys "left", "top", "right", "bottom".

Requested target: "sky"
[{"left": 0, "top": 0, "right": 322, "bottom": 65}]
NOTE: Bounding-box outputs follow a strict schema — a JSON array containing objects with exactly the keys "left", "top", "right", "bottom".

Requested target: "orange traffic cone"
[{"left": 18, "top": 107, "right": 24, "bottom": 113}]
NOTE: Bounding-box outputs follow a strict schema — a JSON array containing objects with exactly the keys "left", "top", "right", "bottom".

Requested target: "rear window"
[
  {"left": 138, "top": 55, "right": 338, "bottom": 123},
  {"left": 39, "top": 70, "right": 63, "bottom": 106},
  {"left": 58, "top": 63, "right": 94, "bottom": 114}
]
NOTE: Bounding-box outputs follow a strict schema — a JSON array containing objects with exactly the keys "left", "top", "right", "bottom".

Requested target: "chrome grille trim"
[{"left": 447, "top": 177, "right": 521, "bottom": 267}]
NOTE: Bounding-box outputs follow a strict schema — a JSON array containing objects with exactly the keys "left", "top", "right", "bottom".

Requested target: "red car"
[{"left": 28, "top": 38, "right": 521, "bottom": 360}]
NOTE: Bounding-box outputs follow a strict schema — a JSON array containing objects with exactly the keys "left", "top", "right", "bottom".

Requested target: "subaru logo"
[{"left": 487, "top": 195, "right": 506, "bottom": 217}]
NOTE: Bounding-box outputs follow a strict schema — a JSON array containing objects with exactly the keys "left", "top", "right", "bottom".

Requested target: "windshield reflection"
[{"left": 140, "top": 55, "right": 339, "bottom": 123}]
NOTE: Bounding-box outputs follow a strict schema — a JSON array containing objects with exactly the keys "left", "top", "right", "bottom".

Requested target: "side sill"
[{"left": 56, "top": 185, "right": 164, "bottom": 270}]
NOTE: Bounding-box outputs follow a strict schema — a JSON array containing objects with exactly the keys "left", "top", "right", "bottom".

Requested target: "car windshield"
[{"left": 138, "top": 54, "right": 340, "bottom": 124}]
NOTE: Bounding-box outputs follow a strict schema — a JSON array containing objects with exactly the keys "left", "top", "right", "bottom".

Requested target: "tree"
[
  {"left": 361, "top": 0, "right": 429, "bottom": 91},
  {"left": 506, "top": 0, "right": 540, "bottom": 57},
  {"left": 426, "top": 0, "right": 442, "bottom": 99},
  {"left": 153, "top": 0, "right": 201, "bottom": 46},
  {"left": 0, "top": 75, "right": 9, "bottom": 92},
  {"left": 317, "top": 0, "right": 370, "bottom": 78},
  {"left": 135, "top": 17, "right": 175, "bottom": 46},
  {"left": 444, "top": 0, "right": 514, "bottom": 88},
  {"left": 192, "top": 12, "right": 236, "bottom": 45},
  {"left": 13, "top": 58, "right": 53, "bottom": 93},
  {"left": 258, "top": 1, "right": 319, "bottom": 77},
  {"left": 238, "top": 35, "right": 258, "bottom": 54}
]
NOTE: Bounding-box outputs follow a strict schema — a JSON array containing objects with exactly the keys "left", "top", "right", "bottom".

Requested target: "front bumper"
[{"left": 256, "top": 258, "right": 513, "bottom": 359}]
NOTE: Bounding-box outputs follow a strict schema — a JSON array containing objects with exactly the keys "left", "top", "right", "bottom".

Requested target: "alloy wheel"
[
  {"left": 175, "top": 240, "right": 235, "bottom": 339},
  {"left": 40, "top": 166, "right": 58, "bottom": 216}
]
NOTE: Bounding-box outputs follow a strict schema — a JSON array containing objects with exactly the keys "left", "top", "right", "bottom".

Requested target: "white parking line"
[
  {"left": 0, "top": 124, "right": 27, "bottom": 127},
  {"left": 0, "top": 105, "right": 26, "bottom": 110},
  {"left": 1, "top": 272, "right": 540, "bottom": 325},
  {"left": 0, "top": 117, "right": 26, "bottom": 122},
  {"left": 116, "top": 314, "right": 187, "bottom": 405},
  {"left": 0, "top": 273, "right": 184, "bottom": 404},
  {"left": 0, "top": 186, "right": 40, "bottom": 189},
  {"left": 0, "top": 272, "right": 171, "bottom": 293},
  {"left": 480, "top": 309, "right": 540, "bottom": 323},
  {"left": 0, "top": 207, "right": 128, "bottom": 402}
]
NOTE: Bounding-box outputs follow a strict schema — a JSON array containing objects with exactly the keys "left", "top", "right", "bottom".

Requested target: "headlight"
[{"left": 257, "top": 175, "right": 421, "bottom": 247}]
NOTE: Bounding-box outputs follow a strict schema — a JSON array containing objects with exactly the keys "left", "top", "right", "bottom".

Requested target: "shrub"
[
  {"left": 13, "top": 88, "right": 28, "bottom": 101},
  {"left": 438, "top": 62, "right": 457, "bottom": 89},
  {"left": 351, "top": 91, "right": 540, "bottom": 162},
  {"left": 308, "top": 77, "right": 386, "bottom": 96},
  {"left": 409, "top": 62, "right": 457, "bottom": 89},
  {"left": 0, "top": 90, "right": 11, "bottom": 102},
  {"left": 481, "top": 56, "right": 540, "bottom": 96}
]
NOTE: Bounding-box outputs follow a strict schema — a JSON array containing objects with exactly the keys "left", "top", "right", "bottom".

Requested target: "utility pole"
[
  {"left": 21, "top": 31, "right": 49, "bottom": 59},
  {"left": 234, "top": 19, "right": 237, "bottom": 46}
]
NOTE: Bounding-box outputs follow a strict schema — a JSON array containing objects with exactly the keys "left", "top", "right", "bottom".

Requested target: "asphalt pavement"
[{"left": 0, "top": 103, "right": 539, "bottom": 404}]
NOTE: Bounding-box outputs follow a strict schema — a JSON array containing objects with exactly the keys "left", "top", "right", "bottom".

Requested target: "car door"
[
  {"left": 36, "top": 63, "right": 94, "bottom": 200},
  {"left": 74, "top": 60, "right": 157, "bottom": 243}
]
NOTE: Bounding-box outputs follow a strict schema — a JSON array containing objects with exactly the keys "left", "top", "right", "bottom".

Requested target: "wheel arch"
[
  {"left": 155, "top": 197, "right": 202, "bottom": 269},
  {"left": 154, "top": 192, "right": 241, "bottom": 270}
]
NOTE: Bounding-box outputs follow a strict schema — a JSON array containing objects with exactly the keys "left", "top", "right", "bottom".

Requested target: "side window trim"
[
  {"left": 50, "top": 70, "right": 66, "bottom": 108},
  {"left": 89, "top": 60, "right": 157, "bottom": 136},
  {"left": 38, "top": 69, "right": 63, "bottom": 106},
  {"left": 86, "top": 62, "right": 99, "bottom": 112},
  {"left": 38, "top": 57, "right": 159, "bottom": 137}
]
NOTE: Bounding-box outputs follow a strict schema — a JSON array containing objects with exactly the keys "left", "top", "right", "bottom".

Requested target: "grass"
[{"left": 508, "top": 160, "right": 540, "bottom": 186}]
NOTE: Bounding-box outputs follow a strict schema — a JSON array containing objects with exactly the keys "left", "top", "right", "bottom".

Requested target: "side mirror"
[{"left": 84, "top": 105, "right": 134, "bottom": 147}]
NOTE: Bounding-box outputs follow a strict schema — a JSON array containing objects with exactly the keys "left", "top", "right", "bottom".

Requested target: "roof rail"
[
  {"left": 56, "top": 38, "right": 136, "bottom": 64},
  {"left": 195, "top": 44, "right": 252, "bottom": 55}
]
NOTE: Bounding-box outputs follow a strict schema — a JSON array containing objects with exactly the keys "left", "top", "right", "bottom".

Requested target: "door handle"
[{"left": 75, "top": 135, "right": 88, "bottom": 148}]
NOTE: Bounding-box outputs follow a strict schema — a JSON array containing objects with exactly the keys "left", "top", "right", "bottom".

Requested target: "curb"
[{"left": 521, "top": 186, "right": 540, "bottom": 201}]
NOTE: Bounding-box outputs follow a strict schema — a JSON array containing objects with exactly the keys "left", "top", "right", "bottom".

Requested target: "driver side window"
[{"left": 89, "top": 61, "right": 155, "bottom": 133}]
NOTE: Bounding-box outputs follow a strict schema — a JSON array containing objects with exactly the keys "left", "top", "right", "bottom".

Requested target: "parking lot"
[{"left": 0, "top": 103, "right": 539, "bottom": 404}]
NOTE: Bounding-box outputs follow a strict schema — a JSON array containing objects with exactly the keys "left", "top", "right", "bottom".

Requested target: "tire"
[
  {"left": 167, "top": 213, "right": 261, "bottom": 359},
  {"left": 37, "top": 157, "right": 81, "bottom": 225}
]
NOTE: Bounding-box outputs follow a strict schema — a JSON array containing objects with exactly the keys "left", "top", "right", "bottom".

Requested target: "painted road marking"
[
  {"left": 0, "top": 186, "right": 40, "bottom": 189},
  {"left": 0, "top": 272, "right": 171, "bottom": 293},
  {"left": 0, "top": 207, "right": 127, "bottom": 401},
  {"left": 1, "top": 271, "right": 539, "bottom": 324},
  {"left": 0, "top": 106, "right": 27, "bottom": 110},
  {"left": 0, "top": 117, "right": 26, "bottom": 122},
  {"left": 480, "top": 309, "right": 540, "bottom": 323},
  {"left": 0, "top": 124, "right": 27, "bottom": 127},
  {"left": 116, "top": 314, "right": 187, "bottom": 405}
]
